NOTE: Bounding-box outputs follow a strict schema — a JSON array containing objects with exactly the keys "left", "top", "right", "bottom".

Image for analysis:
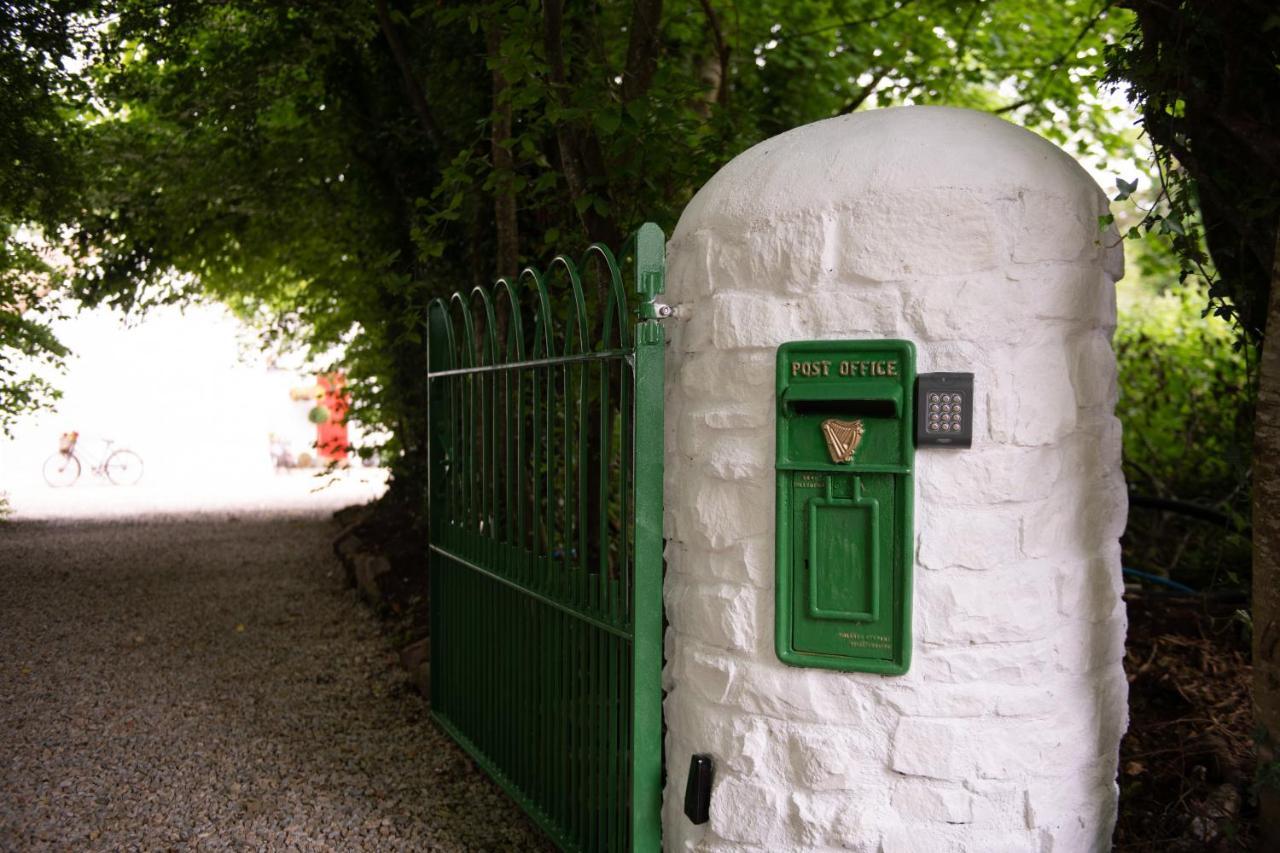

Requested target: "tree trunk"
[
  {"left": 487, "top": 22, "right": 519, "bottom": 281},
  {"left": 1255, "top": 228, "right": 1280, "bottom": 846}
]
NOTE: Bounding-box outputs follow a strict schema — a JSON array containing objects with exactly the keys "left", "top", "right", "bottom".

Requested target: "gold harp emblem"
[{"left": 821, "top": 418, "right": 864, "bottom": 464}]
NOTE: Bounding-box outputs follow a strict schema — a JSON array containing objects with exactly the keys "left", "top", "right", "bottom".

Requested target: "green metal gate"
[{"left": 425, "top": 224, "right": 665, "bottom": 852}]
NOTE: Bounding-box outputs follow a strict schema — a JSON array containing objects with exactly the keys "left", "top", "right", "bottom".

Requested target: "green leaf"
[{"left": 595, "top": 111, "right": 621, "bottom": 137}]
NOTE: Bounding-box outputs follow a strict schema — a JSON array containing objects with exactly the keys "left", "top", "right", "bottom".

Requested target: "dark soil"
[{"left": 1116, "top": 589, "right": 1256, "bottom": 851}]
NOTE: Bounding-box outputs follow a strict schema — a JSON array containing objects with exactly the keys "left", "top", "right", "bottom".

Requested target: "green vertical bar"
[
  {"left": 619, "top": 356, "right": 633, "bottom": 627},
  {"left": 576, "top": 359, "right": 589, "bottom": 608},
  {"left": 630, "top": 222, "right": 665, "bottom": 852},
  {"left": 531, "top": 358, "right": 542, "bottom": 585},
  {"left": 543, "top": 361, "right": 554, "bottom": 596},
  {"left": 608, "top": 630, "right": 619, "bottom": 851},
  {"left": 596, "top": 359, "right": 610, "bottom": 618},
  {"left": 595, "top": 627, "right": 606, "bottom": 850}
]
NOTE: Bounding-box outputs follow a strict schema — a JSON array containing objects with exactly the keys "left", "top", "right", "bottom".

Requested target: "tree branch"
[
  {"left": 486, "top": 19, "right": 518, "bottom": 280},
  {"left": 696, "top": 0, "right": 730, "bottom": 106},
  {"left": 542, "top": 0, "right": 620, "bottom": 246},
  {"left": 783, "top": 0, "right": 919, "bottom": 41},
  {"left": 993, "top": 0, "right": 1111, "bottom": 115},
  {"left": 839, "top": 68, "right": 888, "bottom": 115},
  {"left": 374, "top": 0, "right": 442, "bottom": 148},
  {"left": 621, "top": 0, "right": 663, "bottom": 103}
]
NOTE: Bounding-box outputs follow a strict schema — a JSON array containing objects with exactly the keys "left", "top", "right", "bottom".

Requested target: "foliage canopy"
[
  {"left": 0, "top": 2, "right": 90, "bottom": 435},
  {"left": 59, "top": 0, "right": 1133, "bottom": 491}
]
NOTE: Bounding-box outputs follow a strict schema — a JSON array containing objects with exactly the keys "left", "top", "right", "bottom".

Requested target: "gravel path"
[{"left": 0, "top": 512, "right": 554, "bottom": 851}]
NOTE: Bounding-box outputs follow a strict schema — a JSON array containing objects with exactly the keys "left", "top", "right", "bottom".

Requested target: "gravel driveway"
[{"left": 0, "top": 511, "right": 553, "bottom": 851}]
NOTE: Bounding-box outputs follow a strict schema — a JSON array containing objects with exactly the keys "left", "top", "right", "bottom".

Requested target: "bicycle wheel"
[
  {"left": 104, "top": 449, "right": 144, "bottom": 486},
  {"left": 43, "top": 452, "right": 81, "bottom": 488}
]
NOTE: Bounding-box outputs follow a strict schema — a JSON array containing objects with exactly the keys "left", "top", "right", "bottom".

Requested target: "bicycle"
[{"left": 42, "top": 432, "right": 145, "bottom": 488}]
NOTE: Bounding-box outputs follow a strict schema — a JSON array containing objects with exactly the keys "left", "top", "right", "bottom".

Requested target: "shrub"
[{"left": 1115, "top": 281, "right": 1255, "bottom": 588}]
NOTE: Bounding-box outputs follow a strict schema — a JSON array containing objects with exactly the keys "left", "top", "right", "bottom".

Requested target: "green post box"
[{"left": 775, "top": 340, "right": 915, "bottom": 674}]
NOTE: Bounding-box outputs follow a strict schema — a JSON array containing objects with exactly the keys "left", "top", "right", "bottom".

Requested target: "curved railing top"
[{"left": 427, "top": 223, "right": 665, "bottom": 373}]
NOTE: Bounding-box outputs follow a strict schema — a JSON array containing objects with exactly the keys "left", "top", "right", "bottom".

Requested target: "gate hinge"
[{"left": 640, "top": 301, "right": 675, "bottom": 321}]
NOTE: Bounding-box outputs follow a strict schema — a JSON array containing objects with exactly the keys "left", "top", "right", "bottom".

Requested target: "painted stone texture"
[{"left": 662, "top": 106, "right": 1127, "bottom": 852}]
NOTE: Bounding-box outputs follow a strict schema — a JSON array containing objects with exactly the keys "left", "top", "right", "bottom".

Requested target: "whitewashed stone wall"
[{"left": 661, "top": 106, "right": 1128, "bottom": 852}]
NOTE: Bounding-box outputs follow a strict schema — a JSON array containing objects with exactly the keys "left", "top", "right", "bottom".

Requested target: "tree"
[
  {"left": 1105, "top": 0, "right": 1280, "bottom": 840},
  {"left": 0, "top": 2, "right": 91, "bottom": 435},
  {"left": 70, "top": 0, "right": 1132, "bottom": 511}
]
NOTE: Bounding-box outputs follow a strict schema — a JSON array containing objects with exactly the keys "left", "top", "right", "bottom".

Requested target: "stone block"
[
  {"left": 878, "top": 824, "right": 966, "bottom": 853},
  {"left": 916, "top": 507, "right": 1021, "bottom": 572},
  {"left": 708, "top": 775, "right": 790, "bottom": 847},
  {"left": 986, "top": 345, "right": 1078, "bottom": 447},
  {"left": 902, "top": 277, "right": 1034, "bottom": 344},
  {"left": 1012, "top": 189, "right": 1096, "bottom": 264},
  {"left": 791, "top": 788, "right": 887, "bottom": 849},
  {"left": 1070, "top": 330, "right": 1119, "bottom": 409},
  {"left": 965, "top": 779, "right": 1026, "bottom": 828},
  {"left": 666, "top": 579, "right": 757, "bottom": 653},
  {"left": 352, "top": 553, "right": 391, "bottom": 603},
  {"left": 878, "top": 683, "right": 995, "bottom": 718},
  {"left": 703, "top": 431, "right": 772, "bottom": 481},
  {"left": 666, "top": 229, "right": 715, "bottom": 302},
  {"left": 678, "top": 349, "right": 773, "bottom": 401},
  {"left": 664, "top": 693, "right": 778, "bottom": 778},
  {"left": 787, "top": 725, "right": 888, "bottom": 791},
  {"left": 730, "top": 660, "right": 886, "bottom": 729},
  {"left": 679, "top": 477, "right": 772, "bottom": 551},
  {"left": 398, "top": 637, "right": 430, "bottom": 696},
  {"left": 917, "top": 445, "right": 1063, "bottom": 506},
  {"left": 689, "top": 398, "right": 773, "bottom": 431},
  {"left": 890, "top": 779, "right": 974, "bottom": 824},
  {"left": 678, "top": 534, "right": 772, "bottom": 588},
  {"left": 914, "top": 638, "right": 1055, "bottom": 686},
  {"left": 735, "top": 213, "right": 834, "bottom": 293},
  {"left": 676, "top": 646, "right": 736, "bottom": 705},
  {"left": 709, "top": 291, "right": 810, "bottom": 349},
  {"left": 930, "top": 566, "right": 1060, "bottom": 645},
  {"left": 1053, "top": 618, "right": 1127, "bottom": 676},
  {"left": 804, "top": 287, "right": 908, "bottom": 338},
  {"left": 891, "top": 717, "right": 975, "bottom": 781},
  {"left": 836, "top": 189, "right": 1003, "bottom": 280},
  {"left": 1017, "top": 490, "right": 1084, "bottom": 563},
  {"left": 1055, "top": 556, "right": 1124, "bottom": 624}
]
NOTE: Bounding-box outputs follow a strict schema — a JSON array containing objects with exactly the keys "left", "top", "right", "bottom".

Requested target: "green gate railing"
[{"left": 425, "top": 224, "right": 665, "bottom": 852}]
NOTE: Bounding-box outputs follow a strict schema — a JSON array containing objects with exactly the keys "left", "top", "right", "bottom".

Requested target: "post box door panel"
[{"left": 790, "top": 473, "right": 898, "bottom": 661}]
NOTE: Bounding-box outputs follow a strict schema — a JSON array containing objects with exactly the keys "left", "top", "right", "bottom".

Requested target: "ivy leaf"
[{"left": 1114, "top": 177, "right": 1138, "bottom": 201}]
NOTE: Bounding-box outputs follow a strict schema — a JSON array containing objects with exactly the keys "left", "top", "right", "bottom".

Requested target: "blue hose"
[{"left": 1123, "top": 567, "right": 1198, "bottom": 595}]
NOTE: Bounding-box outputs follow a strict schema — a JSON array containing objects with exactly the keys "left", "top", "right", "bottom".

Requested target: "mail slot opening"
[{"left": 787, "top": 398, "right": 898, "bottom": 419}]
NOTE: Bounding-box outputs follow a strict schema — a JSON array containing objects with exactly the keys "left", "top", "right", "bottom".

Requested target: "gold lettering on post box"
[
  {"left": 799, "top": 359, "right": 899, "bottom": 378},
  {"left": 834, "top": 359, "right": 898, "bottom": 377}
]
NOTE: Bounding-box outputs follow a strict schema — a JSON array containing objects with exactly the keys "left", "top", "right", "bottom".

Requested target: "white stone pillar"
[{"left": 662, "top": 106, "right": 1128, "bottom": 852}]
